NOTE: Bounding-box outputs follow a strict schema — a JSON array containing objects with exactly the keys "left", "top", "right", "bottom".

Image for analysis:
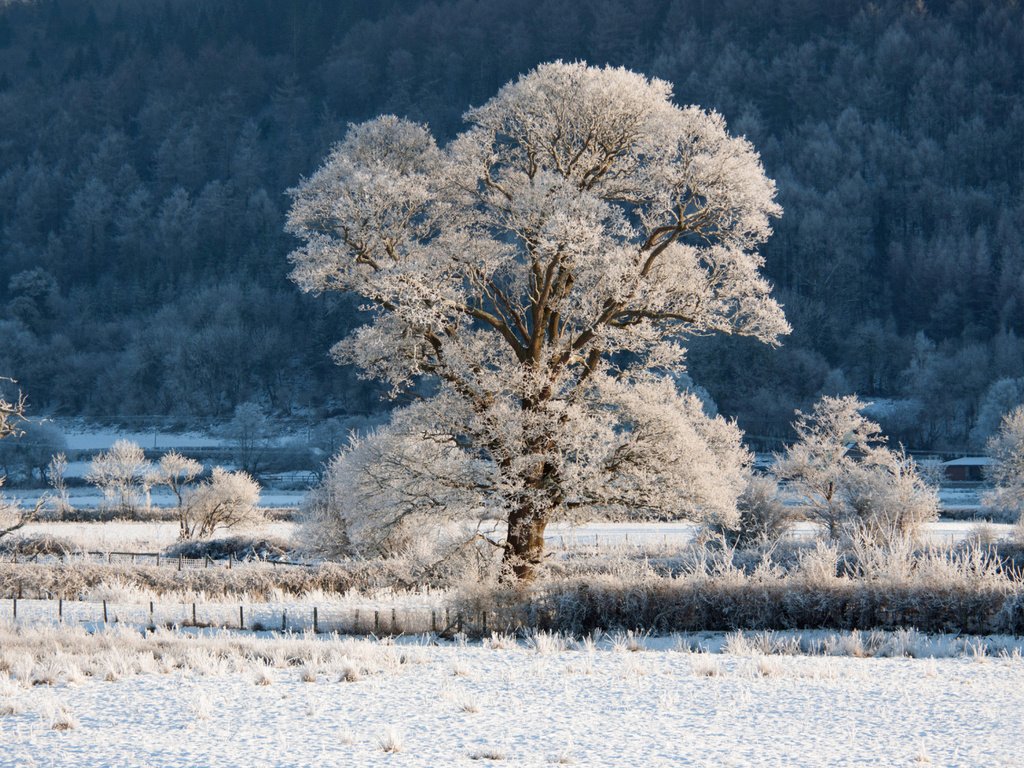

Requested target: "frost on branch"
[{"left": 287, "top": 62, "right": 789, "bottom": 579}]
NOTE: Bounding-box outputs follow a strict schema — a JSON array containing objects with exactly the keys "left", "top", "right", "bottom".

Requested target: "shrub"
[{"left": 180, "top": 467, "right": 262, "bottom": 539}]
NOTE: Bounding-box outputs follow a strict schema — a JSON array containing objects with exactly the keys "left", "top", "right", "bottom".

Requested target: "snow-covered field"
[
  {"left": 8, "top": 518, "right": 1014, "bottom": 555},
  {"left": 1, "top": 629, "right": 1021, "bottom": 767},
  {"left": 13, "top": 521, "right": 297, "bottom": 552}
]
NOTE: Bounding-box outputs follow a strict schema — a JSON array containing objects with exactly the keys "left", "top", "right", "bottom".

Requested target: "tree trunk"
[{"left": 502, "top": 507, "right": 548, "bottom": 582}]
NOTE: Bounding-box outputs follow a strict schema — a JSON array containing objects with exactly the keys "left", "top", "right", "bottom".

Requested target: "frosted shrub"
[
  {"left": 377, "top": 727, "right": 405, "bottom": 754},
  {"left": 180, "top": 467, "right": 262, "bottom": 540},
  {"left": 710, "top": 475, "right": 793, "bottom": 548}
]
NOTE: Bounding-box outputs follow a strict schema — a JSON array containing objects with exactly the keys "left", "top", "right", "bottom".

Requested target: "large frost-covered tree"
[{"left": 288, "top": 63, "right": 789, "bottom": 579}]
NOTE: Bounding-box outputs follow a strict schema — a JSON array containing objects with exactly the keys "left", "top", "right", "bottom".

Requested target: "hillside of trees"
[{"left": 0, "top": 0, "right": 1021, "bottom": 451}]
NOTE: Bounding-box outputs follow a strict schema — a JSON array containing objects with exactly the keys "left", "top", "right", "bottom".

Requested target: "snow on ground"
[
  {"left": 9, "top": 518, "right": 1016, "bottom": 554},
  {"left": 13, "top": 521, "right": 297, "bottom": 552},
  {"left": 5, "top": 488, "right": 305, "bottom": 510},
  {"left": 1, "top": 637, "right": 1021, "bottom": 767},
  {"left": 58, "top": 427, "right": 227, "bottom": 452}
]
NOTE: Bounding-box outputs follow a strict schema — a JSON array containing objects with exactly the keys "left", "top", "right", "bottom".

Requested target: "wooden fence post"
[
  {"left": 431, "top": 610, "right": 436, "bottom": 633},
  {"left": 239, "top": 605, "right": 244, "bottom": 630},
  {"left": 391, "top": 607, "right": 397, "bottom": 634},
  {"left": 192, "top": 602, "right": 196, "bottom": 626},
  {"left": 313, "top": 606, "right": 318, "bottom": 634},
  {"left": 178, "top": 554, "right": 183, "bottom": 572},
  {"left": 12, "top": 597, "right": 16, "bottom": 620},
  {"left": 149, "top": 601, "right": 154, "bottom": 626},
  {"left": 281, "top": 609, "right": 286, "bottom": 632},
  {"left": 58, "top": 597, "right": 63, "bottom": 623},
  {"left": 103, "top": 600, "right": 108, "bottom": 624}
]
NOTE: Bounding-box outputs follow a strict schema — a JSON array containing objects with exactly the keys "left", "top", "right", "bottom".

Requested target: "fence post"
[
  {"left": 178, "top": 554, "right": 183, "bottom": 572},
  {"left": 374, "top": 610, "right": 380, "bottom": 634},
  {"left": 431, "top": 610, "right": 436, "bottom": 633},
  {"left": 391, "top": 607, "right": 397, "bottom": 635},
  {"left": 192, "top": 602, "right": 196, "bottom": 626},
  {"left": 313, "top": 606, "right": 319, "bottom": 634},
  {"left": 281, "top": 609, "right": 286, "bottom": 632},
  {"left": 103, "top": 599, "right": 108, "bottom": 624},
  {"left": 58, "top": 597, "right": 63, "bottom": 623},
  {"left": 239, "top": 605, "right": 244, "bottom": 630},
  {"left": 12, "top": 597, "right": 16, "bottom": 620},
  {"left": 107, "top": 552, "right": 111, "bottom": 564},
  {"left": 228, "top": 555, "right": 233, "bottom": 570},
  {"left": 156, "top": 553, "right": 160, "bottom": 567},
  {"left": 205, "top": 556, "right": 210, "bottom": 569},
  {"left": 149, "top": 601, "right": 154, "bottom": 626}
]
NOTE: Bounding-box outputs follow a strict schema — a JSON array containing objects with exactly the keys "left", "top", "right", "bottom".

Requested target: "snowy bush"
[
  {"left": 707, "top": 474, "right": 793, "bottom": 548},
  {"left": 180, "top": 467, "right": 262, "bottom": 540}
]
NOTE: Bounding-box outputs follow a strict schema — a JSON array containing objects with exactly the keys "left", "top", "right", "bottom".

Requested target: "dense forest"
[{"left": 0, "top": 0, "right": 1021, "bottom": 451}]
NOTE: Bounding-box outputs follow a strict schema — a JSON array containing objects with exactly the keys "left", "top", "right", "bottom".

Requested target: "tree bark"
[{"left": 503, "top": 506, "right": 548, "bottom": 582}]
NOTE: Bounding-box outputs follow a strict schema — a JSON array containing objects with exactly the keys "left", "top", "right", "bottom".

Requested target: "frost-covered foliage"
[
  {"left": 288, "top": 63, "right": 787, "bottom": 578},
  {"left": 709, "top": 474, "right": 793, "bottom": 548},
  {"left": 148, "top": 452, "right": 205, "bottom": 538},
  {"left": 775, "top": 396, "right": 938, "bottom": 545},
  {"left": 180, "top": 467, "right": 262, "bottom": 540},
  {"left": 983, "top": 405, "right": 1024, "bottom": 526},
  {"left": 85, "top": 440, "right": 152, "bottom": 516}
]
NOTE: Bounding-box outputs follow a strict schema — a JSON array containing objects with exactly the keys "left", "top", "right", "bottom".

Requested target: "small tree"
[
  {"left": 47, "top": 452, "right": 72, "bottom": 518},
  {"left": 775, "top": 395, "right": 937, "bottom": 544},
  {"left": 180, "top": 467, "right": 262, "bottom": 539},
  {"left": 226, "top": 402, "right": 271, "bottom": 475},
  {"left": 983, "top": 405, "right": 1024, "bottom": 523},
  {"left": 148, "top": 451, "right": 204, "bottom": 538},
  {"left": 85, "top": 440, "right": 152, "bottom": 516}
]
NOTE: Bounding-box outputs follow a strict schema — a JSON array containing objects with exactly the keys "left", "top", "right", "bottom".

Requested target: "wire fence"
[
  {"left": 1, "top": 595, "right": 523, "bottom": 637},
  {"left": 0, "top": 550, "right": 314, "bottom": 569}
]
